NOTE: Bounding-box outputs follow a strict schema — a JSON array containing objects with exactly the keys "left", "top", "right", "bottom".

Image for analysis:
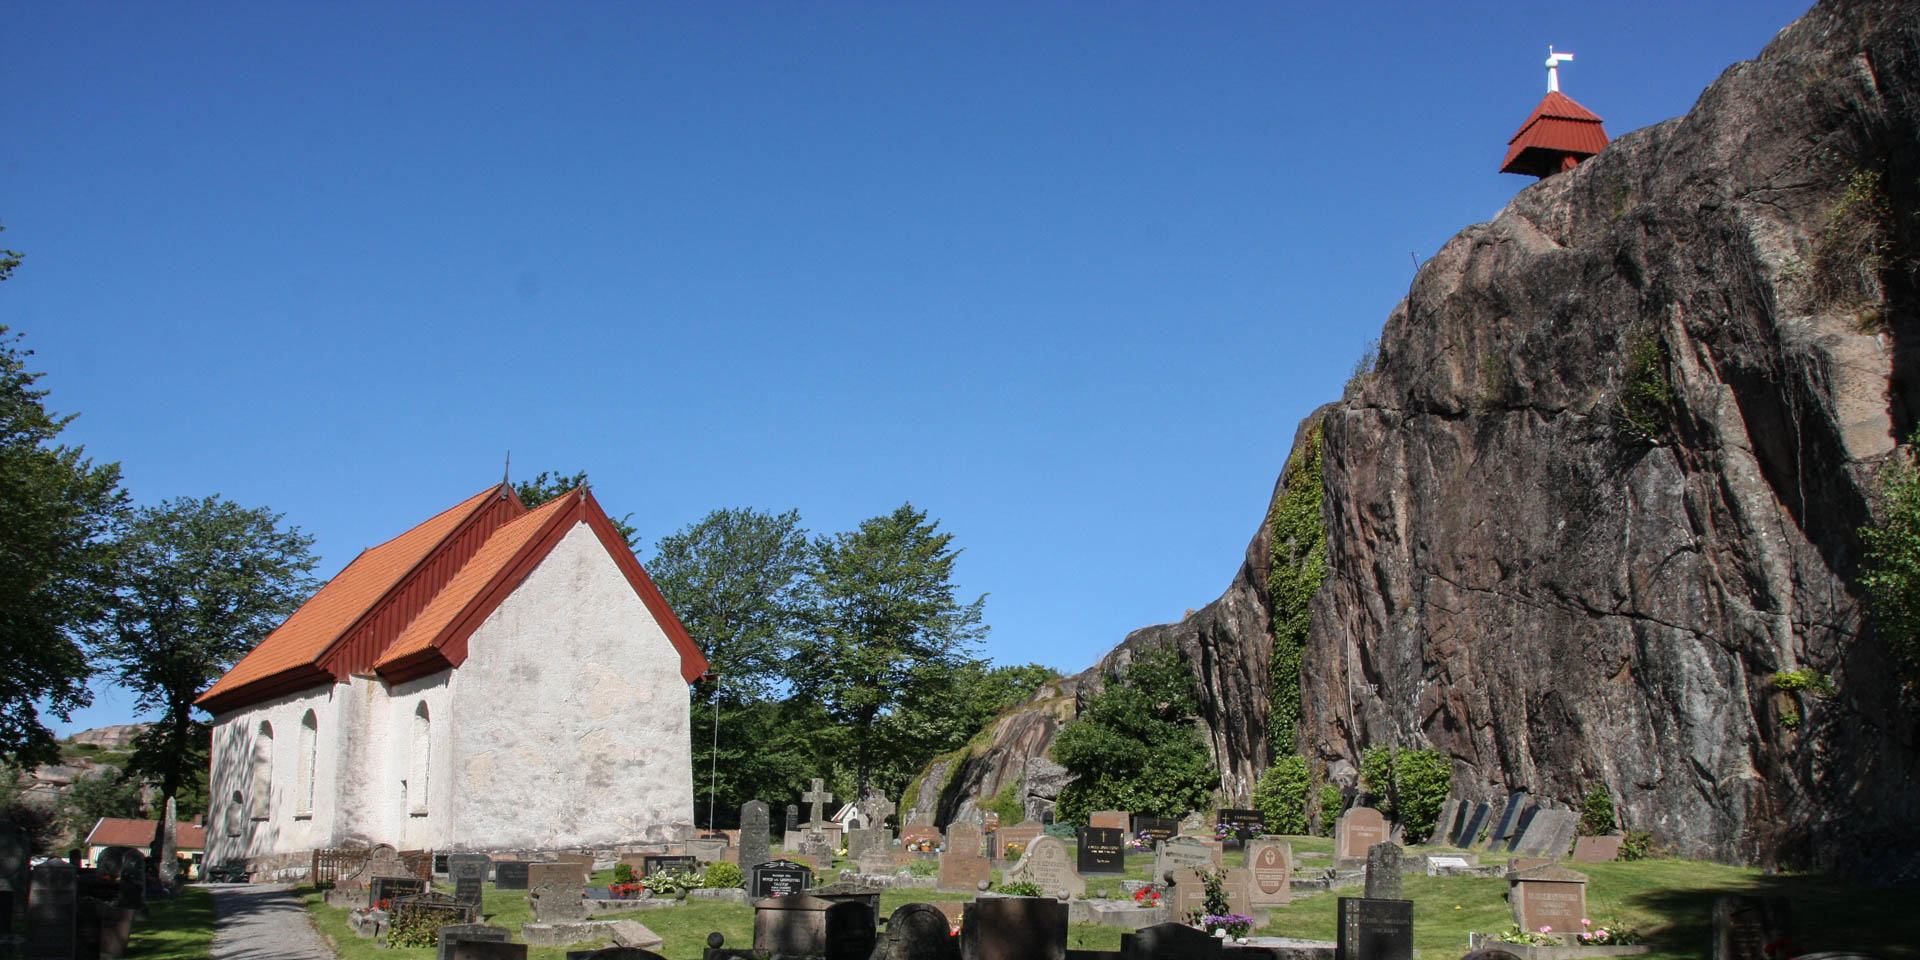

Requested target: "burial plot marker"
[
  {"left": 1004, "top": 836, "right": 1084, "bottom": 899},
  {"left": 750, "top": 859, "right": 812, "bottom": 899},
  {"left": 963, "top": 896, "right": 1066, "bottom": 960},
  {"left": 1247, "top": 839, "right": 1293, "bottom": 906},
  {"left": 1337, "top": 896, "right": 1413, "bottom": 960},
  {"left": 1334, "top": 808, "right": 1389, "bottom": 860},
  {"left": 1076, "top": 826, "right": 1124, "bottom": 875},
  {"left": 1, "top": 821, "right": 27, "bottom": 953},
  {"left": 493, "top": 861, "right": 530, "bottom": 890},
  {"left": 1364, "top": 842, "right": 1402, "bottom": 900},
  {"left": 24, "top": 860, "right": 75, "bottom": 960},
  {"left": 1508, "top": 864, "right": 1588, "bottom": 936}
]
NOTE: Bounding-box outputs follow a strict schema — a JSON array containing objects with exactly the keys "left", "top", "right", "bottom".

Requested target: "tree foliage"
[
  {"left": 1251, "top": 754, "right": 1311, "bottom": 835},
  {"left": 57, "top": 770, "right": 143, "bottom": 841},
  {"left": 0, "top": 322, "right": 128, "bottom": 767},
  {"left": 654, "top": 508, "right": 811, "bottom": 706},
  {"left": 1357, "top": 745, "right": 1451, "bottom": 842},
  {"left": 795, "top": 504, "right": 987, "bottom": 796},
  {"left": 93, "top": 496, "right": 318, "bottom": 842},
  {"left": 1053, "top": 646, "right": 1219, "bottom": 824},
  {"left": 515, "top": 469, "right": 639, "bottom": 549},
  {"left": 1862, "top": 440, "right": 1920, "bottom": 683}
]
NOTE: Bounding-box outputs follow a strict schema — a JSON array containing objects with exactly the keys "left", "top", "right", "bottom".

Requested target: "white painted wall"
[
  {"left": 205, "top": 518, "right": 695, "bottom": 863},
  {"left": 447, "top": 520, "right": 694, "bottom": 850}
]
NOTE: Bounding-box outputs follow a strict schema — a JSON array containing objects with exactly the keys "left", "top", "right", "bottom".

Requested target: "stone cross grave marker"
[
  {"left": 871, "top": 902, "right": 950, "bottom": 960},
  {"left": 861, "top": 791, "right": 895, "bottom": 828},
  {"left": 1364, "top": 842, "right": 1402, "bottom": 900},
  {"left": 1153, "top": 836, "right": 1220, "bottom": 883},
  {"left": 1, "top": 820, "right": 27, "bottom": 947},
  {"left": 1247, "top": 839, "right": 1293, "bottom": 907},
  {"left": 802, "top": 779, "right": 833, "bottom": 828},
  {"left": 1077, "top": 826, "right": 1124, "bottom": 875},
  {"left": 1337, "top": 896, "right": 1413, "bottom": 960},
  {"left": 962, "top": 896, "right": 1067, "bottom": 960},
  {"left": 1334, "top": 808, "right": 1389, "bottom": 860},
  {"left": 24, "top": 859, "right": 76, "bottom": 960},
  {"left": 750, "top": 859, "right": 813, "bottom": 899},
  {"left": 1508, "top": 864, "right": 1588, "bottom": 935},
  {"left": 739, "top": 800, "right": 771, "bottom": 877},
  {"left": 1005, "top": 835, "right": 1084, "bottom": 899}
]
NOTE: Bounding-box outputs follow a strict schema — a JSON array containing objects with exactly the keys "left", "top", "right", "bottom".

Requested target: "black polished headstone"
[
  {"left": 433, "top": 854, "right": 450, "bottom": 875},
  {"left": 1132, "top": 817, "right": 1179, "bottom": 846},
  {"left": 493, "top": 862, "right": 529, "bottom": 890},
  {"left": 1216, "top": 808, "right": 1266, "bottom": 843},
  {"left": 749, "top": 859, "right": 812, "bottom": 899},
  {"left": 1076, "top": 827, "right": 1124, "bottom": 875},
  {"left": 1336, "top": 897, "right": 1413, "bottom": 960},
  {"left": 0, "top": 820, "right": 27, "bottom": 940},
  {"left": 1122, "top": 920, "right": 1223, "bottom": 960},
  {"left": 437, "top": 923, "right": 509, "bottom": 960},
  {"left": 642, "top": 855, "right": 696, "bottom": 877}
]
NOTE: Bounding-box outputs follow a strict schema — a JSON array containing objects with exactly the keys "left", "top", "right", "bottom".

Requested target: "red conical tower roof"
[{"left": 1501, "top": 90, "right": 1609, "bottom": 178}]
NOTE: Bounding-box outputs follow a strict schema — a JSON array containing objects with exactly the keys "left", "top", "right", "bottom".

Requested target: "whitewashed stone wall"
[{"left": 204, "top": 683, "right": 341, "bottom": 868}]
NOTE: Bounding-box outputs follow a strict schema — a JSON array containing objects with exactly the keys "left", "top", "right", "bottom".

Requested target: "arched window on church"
[
  {"left": 249, "top": 722, "right": 273, "bottom": 820},
  {"left": 296, "top": 711, "right": 317, "bottom": 817},
  {"left": 225, "top": 790, "right": 245, "bottom": 836},
  {"left": 407, "top": 703, "right": 430, "bottom": 816}
]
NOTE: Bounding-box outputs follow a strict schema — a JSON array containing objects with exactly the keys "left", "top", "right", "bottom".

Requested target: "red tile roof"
[
  {"left": 1501, "top": 91, "right": 1610, "bottom": 178},
  {"left": 85, "top": 817, "right": 204, "bottom": 850},
  {"left": 198, "top": 485, "right": 709, "bottom": 712}
]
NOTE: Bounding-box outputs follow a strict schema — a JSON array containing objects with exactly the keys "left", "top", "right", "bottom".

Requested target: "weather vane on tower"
[
  {"left": 1545, "top": 45, "right": 1574, "bottom": 93},
  {"left": 1499, "top": 44, "right": 1610, "bottom": 179}
]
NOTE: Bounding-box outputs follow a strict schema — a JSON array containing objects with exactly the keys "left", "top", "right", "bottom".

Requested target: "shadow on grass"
[{"left": 1621, "top": 873, "right": 1920, "bottom": 959}]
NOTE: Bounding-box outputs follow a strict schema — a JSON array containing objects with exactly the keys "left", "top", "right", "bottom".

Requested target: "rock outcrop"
[
  {"left": 919, "top": 0, "right": 1920, "bottom": 876},
  {"left": 1305, "top": 0, "right": 1920, "bottom": 875}
]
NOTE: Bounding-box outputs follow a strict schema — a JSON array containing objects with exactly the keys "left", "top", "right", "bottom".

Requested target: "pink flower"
[
  {"left": 1582, "top": 918, "right": 1592, "bottom": 926},
  {"left": 1540, "top": 926, "right": 1552, "bottom": 933}
]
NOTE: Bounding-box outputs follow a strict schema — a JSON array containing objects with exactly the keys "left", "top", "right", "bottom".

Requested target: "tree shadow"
[{"left": 1621, "top": 873, "right": 1920, "bottom": 959}]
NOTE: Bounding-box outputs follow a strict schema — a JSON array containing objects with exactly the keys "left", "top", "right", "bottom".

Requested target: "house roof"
[
  {"left": 1500, "top": 91, "right": 1610, "bottom": 178},
  {"left": 86, "top": 817, "right": 206, "bottom": 851},
  {"left": 197, "top": 484, "right": 709, "bottom": 713}
]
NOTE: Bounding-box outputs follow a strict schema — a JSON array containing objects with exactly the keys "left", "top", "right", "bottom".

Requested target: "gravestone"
[
  {"left": 436, "top": 923, "right": 509, "bottom": 960},
  {"left": 1571, "top": 835, "right": 1624, "bottom": 863},
  {"left": 1334, "top": 808, "right": 1389, "bottom": 860},
  {"left": 1712, "top": 895, "right": 1792, "bottom": 960},
  {"left": 75, "top": 896, "right": 104, "bottom": 960},
  {"left": 875, "top": 902, "right": 956, "bottom": 960},
  {"left": 963, "top": 896, "right": 1066, "bottom": 960},
  {"left": 786, "top": 805, "right": 800, "bottom": 836},
  {"left": 802, "top": 779, "right": 833, "bottom": 829},
  {"left": 844, "top": 828, "right": 884, "bottom": 862},
  {"left": 1247, "top": 839, "right": 1293, "bottom": 906},
  {"left": 994, "top": 821, "right": 1045, "bottom": 861},
  {"left": 434, "top": 854, "right": 450, "bottom": 875},
  {"left": 551, "top": 853, "right": 595, "bottom": 882},
  {"left": 1121, "top": 922, "right": 1222, "bottom": 960},
  {"left": 449, "top": 856, "right": 488, "bottom": 907},
  {"left": 1364, "top": 843, "right": 1402, "bottom": 900},
  {"left": 641, "top": 855, "right": 696, "bottom": 877},
  {"left": 493, "top": 861, "right": 530, "bottom": 890},
  {"left": 936, "top": 849, "right": 988, "bottom": 892},
  {"left": 1004, "top": 836, "right": 1084, "bottom": 899},
  {"left": 24, "top": 860, "right": 76, "bottom": 960},
  {"left": 751, "top": 893, "right": 872, "bottom": 959},
  {"left": 1456, "top": 802, "right": 1491, "bottom": 848},
  {"left": 1512, "top": 808, "right": 1578, "bottom": 858},
  {"left": 1433, "top": 800, "right": 1460, "bottom": 847},
  {"left": 1167, "top": 867, "right": 1252, "bottom": 923},
  {"left": 1336, "top": 897, "right": 1413, "bottom": 960},
  {"left": 159, "top": 798, "right": 179, "bottom": 884},
  {"left": 1088, "top": 811, "right": 1129, "bottom": 832},
  {"left": 1131, "top": 817, "right": 1178, "bottom": 846},
  {"left": 1508, "top": 864, "right": 1588, "bottom": 935},
  {"left": 900, "top": 824, "right": 941, "bottom": 849},
  {"left": 750, "top": 859, "right": 812, "bottom": 899},
  {"left": 529, "top": 877, "right": 586, "bottom": 922},
  {"left": 1, "top": 820, "right": 28, "bottom": 949},
  {"left": 687, "top": 838, "right": 728, "bottom": 863},
  {"left": 946, "top": 822, "right": 983, "bottom": 859},
  {"left": 739, "top": 801, "right": 771, "bottom": 877},
  {"left": 452, "top": 943, "right": 528, "bottom": 960},
  {"left": 1503, "top": 805, "right": 1541, "bottom": 853},
  {"left": 854, "top": 849, "right": 893, "bottom": 876},
  {"left": 372, "top": 876, "right": 426, "bottom": 908},
  {"left": 112, "top": 849, "right": 145, "bottom": 911},
  {"left": 1486, "top": 794, "right": 1528, "bottom": 850},
  {"left": 1216, "top": 808, "right": 1265, "bottom": 844},
  {"left": 1152, "top": 836, "right": 1221, "bottom": 882},
  {"left": 1076, "top": 827, "right": 1124, "bottom": 875}
]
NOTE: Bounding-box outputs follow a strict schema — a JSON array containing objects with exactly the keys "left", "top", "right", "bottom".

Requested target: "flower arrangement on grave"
[
  {"left": 1184, "top": 868, "right": 1233, "bottom": 929},
  {"left": 1133, "top": 886, "right": 1161, "bottom": 908},
  {"left": 1127, "top": 831, "right": 1154, "bottom": 853},
  {"left": 1574, "top": 918, "right": 1643, "bottom": 946},
  {"left": 1493, "top": 923, "right": 1558, "bottom": 945},
  {"left": 1004, "top": 841, "right": 1025, "bottom": 859},
  {"left": 607, "top": 882, "right": 645, "bottom": 899},
  {"left": 1201, "top": 915, "right": 1254, "bottom": 938},
  {"left": 640, "top": 868, "right": 699, "bottom": 898}
]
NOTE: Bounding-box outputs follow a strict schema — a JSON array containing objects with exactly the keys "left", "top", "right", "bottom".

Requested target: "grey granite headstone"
[
  {"left": 437, "top": 923, "right": 509, "bottom": 960},
  {"left": 1433, "top": 799, "right": 1460, "bottom": 847},
  {"left": 962, "top": 896, "right": 1064, "bottom": 960},
  {"left": 739, "top": 801, "right": 771, "bottom": 877},
  {"left": 1364, "top": 842, "right": 1402, "bottom": 900},
  {"left": 1337, "top": 897, "right": 1413, "bottom": 960},
  {"left": 874, "top": 902, "right": 955, "bottom": 960},
  {"left": 25, "top": 860, "right": 76, "bottom": 960},
  {"left": 528, "top": 878, "right": 585, "bottom": 922},
  {"left": 844, "top": 827, "right": 885, "bottom": 861},
  {"left": 1456, "top": 802, "right": 1491, "bottom": 848},
  {"left": 159, "top": 798, "right": 179, "bottom": 884},
  {"left": 1513, "top": 808, "right": 1578, "bottom": 857},
  {"left": 1486, "top": 793, "right": 1527, "bottom": 849},
  {"left": 449, "top": 855, "right": 488, "bottom": 906},
  {"left": 1504, "top": 805, "right": 1541, "bottom": 853}
]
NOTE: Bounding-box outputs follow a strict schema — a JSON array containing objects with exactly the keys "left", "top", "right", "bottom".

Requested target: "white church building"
[{"left": 197, "top": 483, "right": 709, "bottom": 874}]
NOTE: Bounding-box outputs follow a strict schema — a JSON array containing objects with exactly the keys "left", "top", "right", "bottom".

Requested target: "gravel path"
[{"left": 208, "top": 884, "right": 336, "bottom": 960}]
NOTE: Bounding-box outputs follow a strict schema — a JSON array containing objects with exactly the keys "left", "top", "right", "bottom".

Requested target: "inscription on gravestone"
[
  {"left": 1337, "top": 897, "right": 1413, "bottom": 960},
  {"left": 642, "top": 855, "right": 696, "bottom": 877},
  {"left": 1076, "top": 827, "right": 1124, "bottom": 875},
  {"left": 449, "top": 856, "right": 488, "bottom": 906},
  {"left": 1247, "top": 839, "right": 1293, "bottom": 906},
  {"left": 1216, "top": 808, "right": 1265, "bottom": 843},
  {"left": 750, "top": 860, "right": 812, "bottom": 899},
  {"left": 492, "top": 862, "right": 529, "bottom": 890},
  {"left": 1364, "top": 842, "right": 1402, "bottom": 901},
  {"left": 434, "top": 854, "right": 449, "bottom": 875},
  {"left": 1132, "top": 816, "right": 1178, "bottom": 846},
  {"left": 1006, "top": 836, "right": 1085, "bottom": 899},
  {"left": 1334, "top": 808, "right": 1389, "bottom": 860},
  {"left": 1153, "top": 836, "right": 1220, "bottom": 883}
]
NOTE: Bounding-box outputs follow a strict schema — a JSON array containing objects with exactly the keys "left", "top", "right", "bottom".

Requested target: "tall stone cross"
[
  {"left": 862, "top": 791, "right": 896, "bottom": 829},
  {"left": 803, "top": 778, "right": 833, "bottom": 826}
]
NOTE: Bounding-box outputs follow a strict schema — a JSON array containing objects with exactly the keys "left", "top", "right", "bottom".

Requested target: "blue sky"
[{"left": 6, "top": 1, "right": 1809, "bottom": 735}]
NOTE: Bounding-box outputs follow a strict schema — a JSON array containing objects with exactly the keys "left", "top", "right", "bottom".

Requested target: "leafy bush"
[
  {"left": 1042, "top": 823, "right": 1076, "bottom": 839},
  {"left": 998, "top": 880, "right": 1042, "bottom": 897},
  {"left": 613, "top": 862, "right": 635, "bottom": 884},
  {"left": 702, "top": 861, "right": 742, "bottom": 889},
  {"left": 1266, "top": 425, "right": 1326, "bottom": 754},
  {"left": 1618, "top": 829, "right": 1662, "bottom": 861},
  {"left": 1053, "top": 646, "right": 1219, "bottom": 824},
  {"left": 982, "top": 778, "right": 1024, "bottom": 826},
  {"left": 1618, "top": 328, "right": 1674, "bottom": 444},
  {"left": 1861, "top": 440, "right": 1920, "bottom": 683},
  {"left": 1579, "top": 788, "right": 1616, "bottom": 836},
  {"left": 1316, "top": 784, "right": 1343, "bottom": 836},
  {"left": 1355, "top": 746, "right": 1450, "bottom": 841},
  {"left": 1811, "top": 169, "right": 1894, "bottom": 311},
  {"left": 384, "top": 908, "right": 440, "bottom": 948},
  {"left": 1345, "top": 339, "right": 1381, "bottom": 396},
  {"left": 907, "top": 858, "right": 939, "bottom": 877},
  {"left": 1771, "top": 669, "right": 1836, "bottom": 696},
  {"left": 1251, "top": 755, "right": 1311, "bottom": 836}
]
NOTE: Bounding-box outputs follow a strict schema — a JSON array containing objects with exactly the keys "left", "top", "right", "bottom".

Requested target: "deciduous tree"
[{"left": 515, "top": 469, "right": 639, "bottom": 549}]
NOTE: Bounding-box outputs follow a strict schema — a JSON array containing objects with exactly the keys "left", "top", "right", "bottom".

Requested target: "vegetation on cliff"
[
  {"left": 1053, "top": 646, "right": 1217, "bottom": 824},
  {"left": 1265, "top": 423, "right": 1325, "bottom": 754}
]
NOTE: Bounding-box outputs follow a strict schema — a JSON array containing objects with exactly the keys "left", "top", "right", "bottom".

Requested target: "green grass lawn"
[
  {"left": 296, "top": 841, "right": 1920, "bottom": 960},
  {"left": 126, "top": 886, "right": 216, "bottom": 960}
]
